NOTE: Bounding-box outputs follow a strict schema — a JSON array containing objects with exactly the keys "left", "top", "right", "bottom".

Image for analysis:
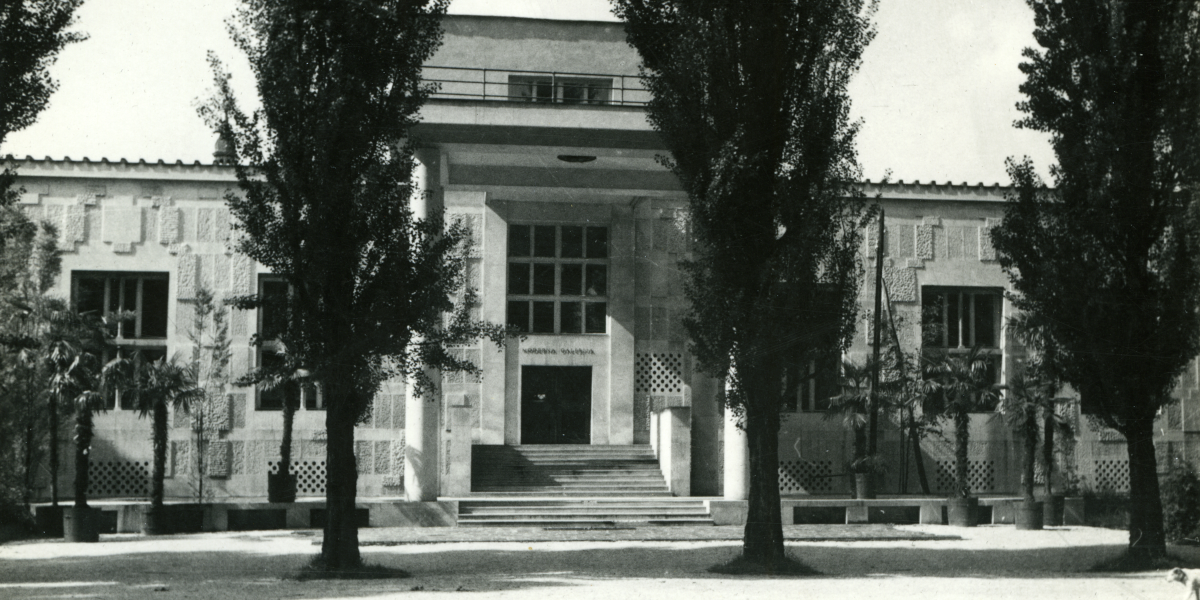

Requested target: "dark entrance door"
[{"left": 520, "top": 366, "right": 592, "bottom": 444}]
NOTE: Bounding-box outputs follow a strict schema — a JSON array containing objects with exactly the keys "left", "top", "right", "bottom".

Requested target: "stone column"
[
  {"left": 723, "top": 405, "right": 749, "bottom": 500},
  {"left": 405, "top": 149, "right": 441, "bottom": 501}
]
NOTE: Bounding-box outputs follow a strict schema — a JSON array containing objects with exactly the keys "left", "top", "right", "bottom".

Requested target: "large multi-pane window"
[
  {"left": 786, "top": 355, "right": 840, "bottom": 413},
  {"left": 72, "top": 272, "right": 170, "bottom": 409},
  {"left": 922, "top": 286, "right": 1004, "bottom": 392},
  {"left": 507, "top": 224, "right": 608, "bottom": 335},
  {"left": 256, "top": 276, "right": 321, "bottom": 410},
  {"left": 507, "top": 75, "right": 612, "bottom": 104}
]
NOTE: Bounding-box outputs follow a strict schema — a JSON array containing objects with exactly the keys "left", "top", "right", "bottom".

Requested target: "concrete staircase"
[{"left": 460, "top": 445, "right": 712, "bottom": 527}]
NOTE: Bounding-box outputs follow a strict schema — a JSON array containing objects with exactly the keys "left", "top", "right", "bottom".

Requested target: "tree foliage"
[
  {"left": 992, "top": 0, "right": 1200, "bottom": 558},
  {"left": 202, "top": 0, "right": 502, "bottom": 570},
  {"left": 614, "top": 0, "right": 876, "bottom": 568},
  {"left": 0, "top": 0, "right": 86, "bottom": 204}
]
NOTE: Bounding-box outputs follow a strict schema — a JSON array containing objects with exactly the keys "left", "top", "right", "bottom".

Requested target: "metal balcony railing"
[{"left": 422, "top": 65, "right": 650, "bottom": 107}]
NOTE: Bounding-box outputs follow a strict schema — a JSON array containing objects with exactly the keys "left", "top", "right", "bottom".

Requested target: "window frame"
[
  {"left": 506, "top": 224, "right": 609, "bottom": 336},
  {"left": 921, "top": 286, "right": 1004, "bottom": 409},
  {"left": 507, "top": 75, "right": 613, "bottom": 105},
  {"left": 255, "top": 275, "right": 323, "bottom": 411},
  {"left": 72, "top": 272, "right": 171, "bottom": 411}
]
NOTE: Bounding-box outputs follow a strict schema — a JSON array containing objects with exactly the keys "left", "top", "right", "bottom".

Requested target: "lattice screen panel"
[
  {"left": 1093, "top": 460, "right": 1130, "bottom": 492},
  {"left": 634, "top": 353, "right": 684, "bottom": 394},
  {"left": 934, "top": 460, "right": 995, "bottom": 494},
  {"left": 88, "top": 461, "right": 150, "bottom": 498},
  {"left": 778, "top": 460, "right": 834, "bottom": 494},
  {"left": 268, "top": 460, "right": 326, "bottom": 496}
]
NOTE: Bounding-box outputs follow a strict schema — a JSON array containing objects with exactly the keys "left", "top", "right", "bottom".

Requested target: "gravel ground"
[{"left": 0, "top": 525, "right": 1189, "bottom": 600}]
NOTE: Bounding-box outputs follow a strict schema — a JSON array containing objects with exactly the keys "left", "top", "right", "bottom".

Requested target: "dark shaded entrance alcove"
[{"left": 520, "top": 366, "right": 592, "bottom": 444}]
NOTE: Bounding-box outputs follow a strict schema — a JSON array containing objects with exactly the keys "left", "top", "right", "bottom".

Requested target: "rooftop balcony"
[{"left": 423, "top": 66, "right": 650, "bottom": 107}]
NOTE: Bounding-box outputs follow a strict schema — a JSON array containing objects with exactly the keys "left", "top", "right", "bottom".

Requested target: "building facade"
[{"left": 9, "top": 15, "right": 1195, "bottom": 512}]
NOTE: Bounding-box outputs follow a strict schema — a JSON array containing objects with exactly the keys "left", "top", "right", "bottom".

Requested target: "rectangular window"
[
  {"left": 784, "top": 353, "right": 840, "bottom": 413},
  {"left": 922, "top": 287, "right": 1004, "bottom": 403},
  {"left": 506, "top": 224, "right": 608, "bottom": 335},
  {"left": 508, "top": 75, "right": 612, "bottom": 105},
  {"left": 72, "top": 272, "right": 170, "bottom": 410},
  {"left": 922, "top": 288, "right": 1002, "bottom": 350},
  {"left": 256, "top": 276, "right": 323, "bottom": 411},
  {"left": 72, "top": 272, "right": 170, "bottom": 340}
]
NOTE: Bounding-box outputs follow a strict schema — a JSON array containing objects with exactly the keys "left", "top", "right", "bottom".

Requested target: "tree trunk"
[
  {"left": 280, "top": 395, "right": 296, "bottom": 481},
  {"left": 1043, "top": 405, "right": 1055, "bottom": 497},
  {"left": 1023, "top": 411, "right": 1037, "bottom": 502},
  {"left": 910, "top": 417, "right": 930, "bottom": 494},
  {"left": 742, "top": 386, "right": 785, "bottom": 567},
  {"left": 73, "top": 409, "right": 92, "bottom": 508},
  {"left": 954, "top": 409, "right": 970, "bottom": 497},
  {"left": 151, "top": 400, "right": 168, "bottom": 508},
  {"left": 1125, "top": 414, "right": 1165, "bottom": 559},
  {"left": 50, "top": 393, "right": 59, "bottom": 506},
  {"left": 23, "top": 403, "right": 35, "bottom": 508},
  {"left": 320, "top": 394, "right": 361, "bottom": 570}
]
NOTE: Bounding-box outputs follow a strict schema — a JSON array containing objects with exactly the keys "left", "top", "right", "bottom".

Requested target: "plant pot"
[
  {"left": 35, "top": 505, "right": 64, "bottom": 537},
  {"left": 1042, "top": 494, "right": 1065, "bottom": 526},
  {"left": 268, "top": 472, "right": 297, "bottom": 503},
  {"left": 854, "top": 473, "right": 876, "bottom": 499},
  {"left": 142, "top": 506, "right": 169, "bottom": 535},
  {"left": 947, "top": 497, "right": 979, "bottom": 527},
  {"left": 1015, "top": 499, "right": 1044, "bottom": 530},
  {"left": 63, "top": 506, "right": 99, "bottom": 542}
]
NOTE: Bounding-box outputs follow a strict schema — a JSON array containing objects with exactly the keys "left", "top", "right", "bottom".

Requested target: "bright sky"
[{"left": 1, "top": 0, "right": 1053, "bottom": 185}]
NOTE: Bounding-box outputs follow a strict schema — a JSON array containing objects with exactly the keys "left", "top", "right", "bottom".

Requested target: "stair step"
[{"left": 458, "top": 517, "right": 714, "bottom": 527}]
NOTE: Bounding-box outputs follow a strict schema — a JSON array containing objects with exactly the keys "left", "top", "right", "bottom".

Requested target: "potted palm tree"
[
  {"left": 827, "top": 358, "right": 885, "bottom": 498},
  {"left": 43, "top": 311, "right": 111, "bottom": 542},
  {"left": 241, "top": 348, "right": 304, "bottom": 504},
  {"left": 924, "top": 347, "right": 999, "bottom": 527},
  {"left": 126, "top": 355, "right": 204, "bottom": 535},
  {"left": 1000, "top": 365, "right": 1055, "bottom": 530}
]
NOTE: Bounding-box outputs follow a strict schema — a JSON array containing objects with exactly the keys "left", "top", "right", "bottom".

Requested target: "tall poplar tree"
[
  {"left": 203, "top": 0, "right": 500, "bottom": 571},
  {"left": 614, "top": 0, "right": 876, "bottom": 568},
  {"left": 1, "top": 0, "right": 86, "bottom": 202},
  {"left": 992, "top": 0, "right": 1200, "bottom": 560}
]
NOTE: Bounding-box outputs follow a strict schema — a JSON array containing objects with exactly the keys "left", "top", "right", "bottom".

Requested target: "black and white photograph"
[{"left": 1, "top": 0, "right": 1198, "bottom": 598}]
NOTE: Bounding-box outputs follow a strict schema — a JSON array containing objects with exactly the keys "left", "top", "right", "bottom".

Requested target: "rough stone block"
[
  {"left": 206, "top": 393, "right": 231, "bottom": 431},
  {"left": 177, "top": 254, "right": 199, "bottom": 299},
  {"left": 65, "top": 206, "right": 87, "bottom": 248},
  {"left": 355, "top": 441, "right": 372, "bottom": 474},
  {"left": 374, "top": 394, "right": 392, "bottom": 429},
  {"left": 159, "top": 208, "right": 180, "bottom": 244},
  {"left": 231, "top": 441, "right": 245, "bottom": 475},
  {"left": 206, "top": 441, "right": 232, "bottom": 478},
  {"left": 197, "top": 208, "right": 216, "bottom": 242},
  {"left": 979, "top": 226, "right": 997, "bottom": 261},
  {"left": 246, "top": 440, "right": 266, "bottom": 474},
  {"left": 883, "top": 264, "right": 917, "bottom": 303},
  {"left": 230, "top": 393, "right": 246, "bottom": 429},
  {"left": 215, "top": 209, "right": 231, "bottom": 242},
  {"left": 230, "top": 305, "right": 248, "bottom": 336},
  {"left": 172, "top": 441, "right": 191, "bottom": 477},
  {"left": 375, "top": 441, "right": 390, "bottom": 474},
  {"left": 232, "top": 253, "right": 253, "bottom": 294}
]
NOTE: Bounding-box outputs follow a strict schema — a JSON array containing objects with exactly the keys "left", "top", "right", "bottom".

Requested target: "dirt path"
[{"left": 0, "top": 525, "right": 1180, "bottom": 599}]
